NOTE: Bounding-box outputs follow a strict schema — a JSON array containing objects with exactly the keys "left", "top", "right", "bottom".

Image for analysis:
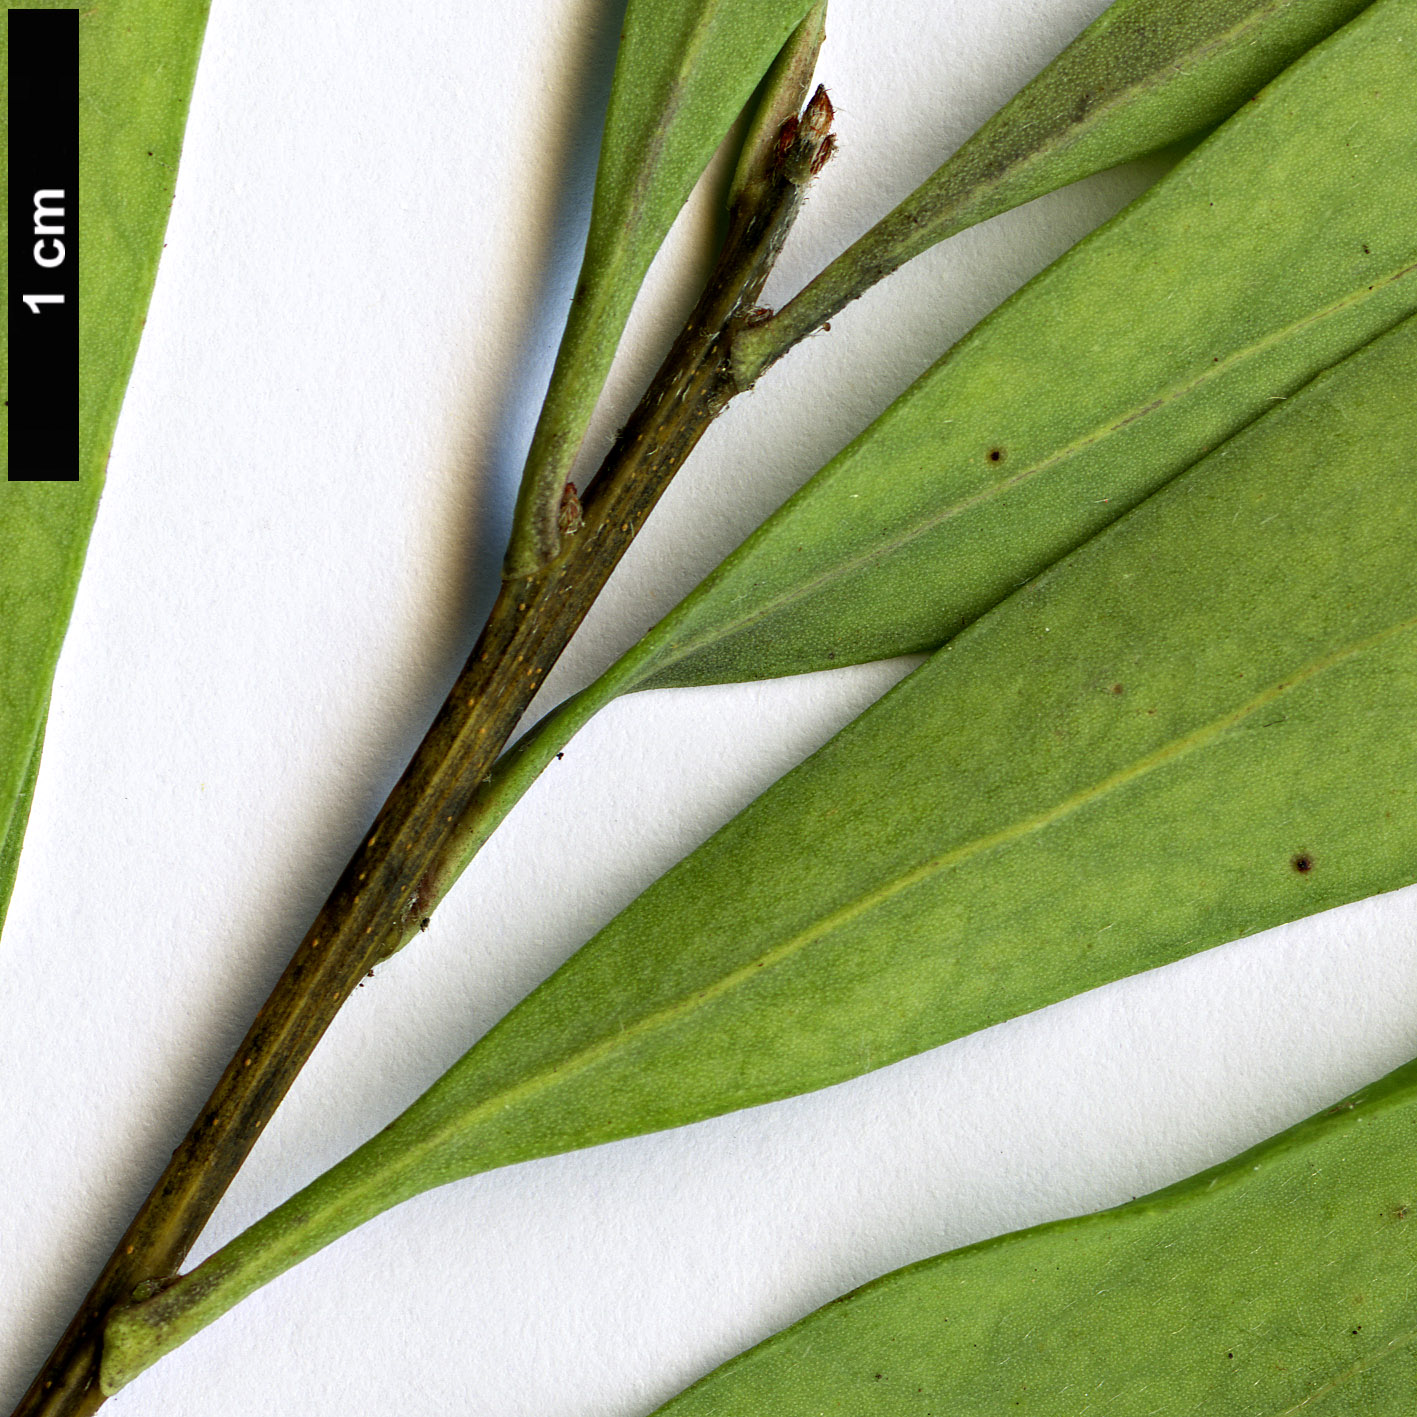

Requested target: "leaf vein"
[{"left": 1269, "top": 1325, "right": 1417, "bottom": 1416}]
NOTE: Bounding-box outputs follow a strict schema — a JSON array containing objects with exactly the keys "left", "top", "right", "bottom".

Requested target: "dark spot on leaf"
[
  {"left": 556, "top": 751, "right": 565, "bottom": 760},
  {"left": 987, "top": 447, "right": 1005, "bottom": 463},
  {"left": 1110, "top": 684, "right": 1124, "bottom": 695},
  {"left": 1291, "top": 853, "right": 1314, "bottom": 873},
  {"left": 1227, "top": 1352, "right": 1234, "bottom": 1359},
  {"left": 1362, "top": 244, "right": 1371, "bottom": 254},
  {"left": 419, "top": 916, "right": 431, "bottom": 932}
]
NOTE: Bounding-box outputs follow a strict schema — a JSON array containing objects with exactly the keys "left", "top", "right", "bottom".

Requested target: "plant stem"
[{"left": 11, "top": 90, "right": 833, "bottom": 1417}]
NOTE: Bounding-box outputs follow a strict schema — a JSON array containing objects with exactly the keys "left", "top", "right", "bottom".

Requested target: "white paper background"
[{"left": 4, "top": 2, "right": 1415, "bottom": 1413}]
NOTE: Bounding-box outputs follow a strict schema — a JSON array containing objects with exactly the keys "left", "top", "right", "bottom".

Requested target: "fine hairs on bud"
[
  {"left": 781, "top": 85, "right": 835, "bottom": 186},
  {"left": 800, "top": 84, "right": 833, "bottom": 145}
]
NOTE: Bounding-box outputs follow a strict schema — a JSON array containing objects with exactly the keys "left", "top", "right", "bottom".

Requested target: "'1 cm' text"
[{"left": 23, "top": 190, "right": 67, "bottom": 313}]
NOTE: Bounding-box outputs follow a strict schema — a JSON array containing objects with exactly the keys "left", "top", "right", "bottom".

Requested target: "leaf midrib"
[
  {"left": 1270, "top": 1323, "right": 1417, "bottom": 1416},
  {"left": 642, "top": 256, "right": 1416, "bottom": 681},
  {"left": 412, "top": 610, "right": 1417, "bottom": 1172},
  {"left": 609, "top": 0, "right": 726, "bottom": 255}
]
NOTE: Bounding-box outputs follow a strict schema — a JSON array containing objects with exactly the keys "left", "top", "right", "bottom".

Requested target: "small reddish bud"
[
  {"left": 558, "top": 482, "right": 583, "bottom": 536},
  {"left": 774, "top": 114, "right": 800, "bottom": 168}
]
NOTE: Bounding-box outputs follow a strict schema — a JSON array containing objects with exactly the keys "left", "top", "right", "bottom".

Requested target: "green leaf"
[
  {"left": 733, "top": 0, "right": 1378, "bottom": 375},
  {"left": 100, "top": 299, "right": 1417, "bottom": 1390},
  {"left": 457, "top": 0, "right": 1417, "bottom": 870},
  {"left": 502, "top": 0, "right": 819, "bottom": 575},
  {"left": 0, "top": 0, "right": 211, "bottom": 937},
  {"left": 651, "top": 1055, "right": 1417, "bottom": 1416}
]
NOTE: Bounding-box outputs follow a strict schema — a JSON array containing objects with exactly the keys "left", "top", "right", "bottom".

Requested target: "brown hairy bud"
[{"left": 800, "top": 85, "right": 833, "bottom": 145}]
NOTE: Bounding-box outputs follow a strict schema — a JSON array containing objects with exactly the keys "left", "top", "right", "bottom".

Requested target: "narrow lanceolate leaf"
[
  {"left": 454, "top": 0, "right": 1417, "bottom": 870},
  {"left": 733, "top": 0, "right": 1378, "bottom": 377},
  {"left": 101, "top": 306, "right": 1417, "bottom": 1389},
  {"left": 652, "top": 1057, "right": 1417, "bottom": 1416},
  {"left": 502, "top": 0, "right": 817, "bottom": 575},
  {"left": 0, "top": 0, "right": 211, "bottom": 937}
]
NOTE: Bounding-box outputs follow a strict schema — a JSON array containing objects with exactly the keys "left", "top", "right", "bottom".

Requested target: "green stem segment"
[{"left": 11, "top": 84, "right": 834, "bottom": 1417}]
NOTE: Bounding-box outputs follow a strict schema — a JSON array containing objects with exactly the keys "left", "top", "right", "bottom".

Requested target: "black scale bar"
[{"left": 8, "top": 8, "right": 80, "bottom": 482}]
